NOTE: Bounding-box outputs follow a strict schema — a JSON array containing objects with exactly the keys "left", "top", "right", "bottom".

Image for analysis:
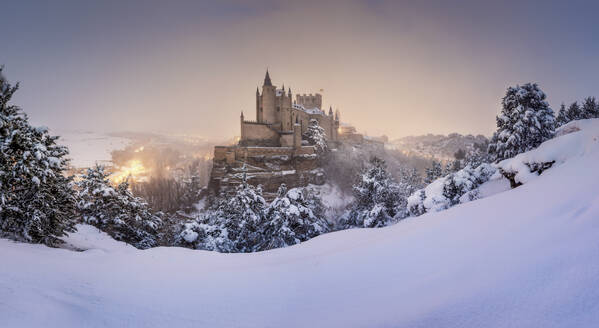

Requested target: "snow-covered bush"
[
  {"left": 260, "top": 184, "right": 331, "bottom": 250},
  {"left": 77, "top": 165, "right": 162, "bottom": 249},
  {"left": 339, "top": 157, "right": 407, "bottom": 229},
  {"left": 303, "top": 119, "right": 328, "bottom": 153},
  {"left": 488, "top": 83, "right": 555, "bottom": 162},
  {"left": 408, "top": 163, "right": 497, "bottom": 216},
  {"left": 0, "top": 68, "right": 77, "bottom": 246}
]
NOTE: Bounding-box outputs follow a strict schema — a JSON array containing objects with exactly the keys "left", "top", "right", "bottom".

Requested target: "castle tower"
[
  {"left": 255, "top": 87, "right": 260, "bottom": 121},
  {"left": 260, "top": 70, "right": 277, "bottom": 124}
]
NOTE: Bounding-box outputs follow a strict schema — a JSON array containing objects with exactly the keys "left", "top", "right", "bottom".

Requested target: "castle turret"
[
  {"left": 329, "top": 106, "right": 333, "bottom": 116},
  {"left": 240, "top": 111, "right": 245, "bottom": 140},
  {"left": 256, "top": 87, "right": 260, "bottom": 121},
  {"left": 261, "top": 70, "right": 277, "bottom": 124}
]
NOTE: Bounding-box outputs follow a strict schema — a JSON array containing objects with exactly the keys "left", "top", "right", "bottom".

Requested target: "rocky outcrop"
[{"left": 208, "top": 145, "right": 324, "bottom": 201}]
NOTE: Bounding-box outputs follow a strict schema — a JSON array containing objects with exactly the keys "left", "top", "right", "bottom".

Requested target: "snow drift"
[{"left": 1, "top": 119, "right": 599, "bottom": 327}]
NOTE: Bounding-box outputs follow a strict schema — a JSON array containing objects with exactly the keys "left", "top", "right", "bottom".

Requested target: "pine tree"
[
  {"left": 339, "top": 157, "right": 405, "bottom": 228},
  {"left": 581, "top": 97, "right": 599, "bottom": 119},
  {"left": 0, "top": 67, "right": 77, "bottom": 246},
  {"left": 260, "top": 184, "right": 330, "bottom": 250},
  {"left": 555, "top": 103, "right": 568, "bottom": 127},
  {"left": 180, "top": 175, "right": 202, "bottom": 213},
  {"left": 566, "top": 101, "right": 582, "bottom": 121},
  {"left": 399, "top": 167, "right": 423, "bottom": 195},
  {"left": 488, "top": 83, "right": 555, "bottom": 162},
  {"left": 176, "top": 166, "right": 267, "bottom": 252},
  {"left": 424, "top": 160, "right": 443, "bottom": 184},
  {"left": 465, "top": 142, "right": 489, "bottom": 168},
  {"left": 77, "top": 165, "right": 162, "bottom": 249},
  {"left": 303, "top": 119, "right": 328, "bottom": 153}
]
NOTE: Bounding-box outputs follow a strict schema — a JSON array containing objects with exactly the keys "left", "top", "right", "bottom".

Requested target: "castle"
[
  {"left": 209, "top": 71, "right": 341, "bottom": 198},
  {"left": 240, "top": 70, "right": 340, "bottom": 147}
]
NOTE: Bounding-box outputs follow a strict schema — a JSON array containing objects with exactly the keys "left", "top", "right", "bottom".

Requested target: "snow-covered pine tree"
[
  {"left": 176, "top": 166, "right": 267, "bottom": 252},
  {"left": 339, "top": 157, "right": 405, "bottom": 229},
  {"left": 303, "top": 118, "right": 328, "bottom": 153},
  {"left": 77, "top": 165, "right": 162, "bottom": 249},
  {"left": 464, "top": 142, "right": 489, "bottom": 168},
  {"left": 180, "top": 175, "right": 202, "bottom": 213},
  {"left": 424, "top": 160, "right": 443, "bottom": 184},
  {"left": 555, "top": 103, "right": 568, "bottom": 127},
  {"left": 581, "top": 97, "right": 599, "bottom": 119},
  {"left": 0, "top": 68, "right": 77, "bottom": 246},
  {"left": 566, "top": 101, "right": 582, "bottom": 121},
  {"left": 260, "top": 184, "right": 330, "bottom": 250},
  {"left": 399, "top": 166, "right": 423, "bottom": 195},
  {"left": 488, "top": 83, "right": 555, "bottom": 162}
]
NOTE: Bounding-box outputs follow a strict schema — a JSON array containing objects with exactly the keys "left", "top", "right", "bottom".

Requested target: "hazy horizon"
[{"left": 2, "top": 0, "right": 598, "bottom": 140}]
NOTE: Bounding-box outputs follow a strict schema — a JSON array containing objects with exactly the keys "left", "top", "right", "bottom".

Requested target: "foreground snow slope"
[{"left": 2, "top": 121, "right": 599, "bottom": 327}]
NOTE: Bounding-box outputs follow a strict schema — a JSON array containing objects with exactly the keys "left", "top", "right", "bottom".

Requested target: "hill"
[{"left": 388, "top": 133, "right": 488, "bottom": 161}]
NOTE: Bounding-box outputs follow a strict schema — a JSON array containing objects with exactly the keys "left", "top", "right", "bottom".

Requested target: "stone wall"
[{"left": 240, "top": 121, "right": 280, "bottom": 146}]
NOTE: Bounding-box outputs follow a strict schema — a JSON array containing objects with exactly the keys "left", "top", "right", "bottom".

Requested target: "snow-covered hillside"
[{"left": 2, "top": 120, "right": 599, "bottom": 327}]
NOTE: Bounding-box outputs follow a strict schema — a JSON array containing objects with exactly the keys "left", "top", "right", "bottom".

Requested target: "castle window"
[
  {"left": 277, "top": 106, "right": 280, "bottom": 112},
  {"left": 260, "top": 107, "right": 262, "bottom": 112}
]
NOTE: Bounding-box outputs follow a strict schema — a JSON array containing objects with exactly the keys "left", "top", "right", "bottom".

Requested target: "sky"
[{"left": 1, "top": 0, "right": 599, "bottom": 140}]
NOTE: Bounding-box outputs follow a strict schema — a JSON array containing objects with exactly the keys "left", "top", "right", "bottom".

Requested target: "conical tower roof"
[{"left": 264, "top": 69, "right": 272, "bottom": 86}]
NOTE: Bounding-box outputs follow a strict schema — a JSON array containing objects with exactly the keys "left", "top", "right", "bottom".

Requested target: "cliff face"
[{"left": 208, "top": 146, "right": 325, "bottom": 201}]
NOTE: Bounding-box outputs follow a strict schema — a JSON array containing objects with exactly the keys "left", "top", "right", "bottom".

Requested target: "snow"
[
  {"left": 2, "top": 120, "right": 599, "bottom": 327},
  {"left": 498, "top": 119, "right": 599, "bottom": 185},
  {"left": 60, "top": 224, "right": 136, "bottom": 252}
]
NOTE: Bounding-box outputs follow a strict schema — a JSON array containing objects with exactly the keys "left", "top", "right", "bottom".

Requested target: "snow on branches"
[
  {"left": 77, "top": 165, "right": 163, "bottom": 249},
  {"left": 488, "top": 83, "right": 555, "bottom": 162},
  {"left": 339, "top": 157, "right": 408, "bottom": 228},
  {"left": 407, "top": 163, "right": 497, "bottom": 216},
  {"left": 175, "top": 176, "right": 330, "bottom": 252},
  {"left": 303, "top": 119, "right": 328, "bottom": 153},
  {"left": 0, "top": 68, "right": 77, "bottom": 246}
]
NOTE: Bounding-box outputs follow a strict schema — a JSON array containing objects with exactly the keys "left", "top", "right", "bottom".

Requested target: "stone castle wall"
[{"left": 240, "top": 121, "right": 280, "bottom": 146}]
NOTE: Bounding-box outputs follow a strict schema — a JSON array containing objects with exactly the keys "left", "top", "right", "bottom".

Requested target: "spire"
[
  {"left": 329, "top": 106, "right": 333, "bottom": 116},
  {"left": 282, "top": 83, "right": 285, "bottom": 92},
  {"left": 264, "top": 69, "right": 272, "bottom": 86},
  {"left": 256, "top": 87, "right": 259, "bottom": 95},
  {"left": 288, "top": 87, "right": 292, "bottom": 96},
  {"left": 241, "top": 111, "right": 244, "bottom": 119}
]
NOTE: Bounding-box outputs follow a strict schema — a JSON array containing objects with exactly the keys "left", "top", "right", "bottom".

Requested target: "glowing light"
[
  {"left": 111, "top": 159, "right": 146, "bottom": 183},
  {"left": 134, "top": 146, "right": 145, "bottom": 153}
]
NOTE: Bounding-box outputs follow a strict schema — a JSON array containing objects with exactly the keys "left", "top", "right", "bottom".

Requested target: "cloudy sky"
[{"left": 2, "top": 0, "right": 598, "bottom": 139}]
